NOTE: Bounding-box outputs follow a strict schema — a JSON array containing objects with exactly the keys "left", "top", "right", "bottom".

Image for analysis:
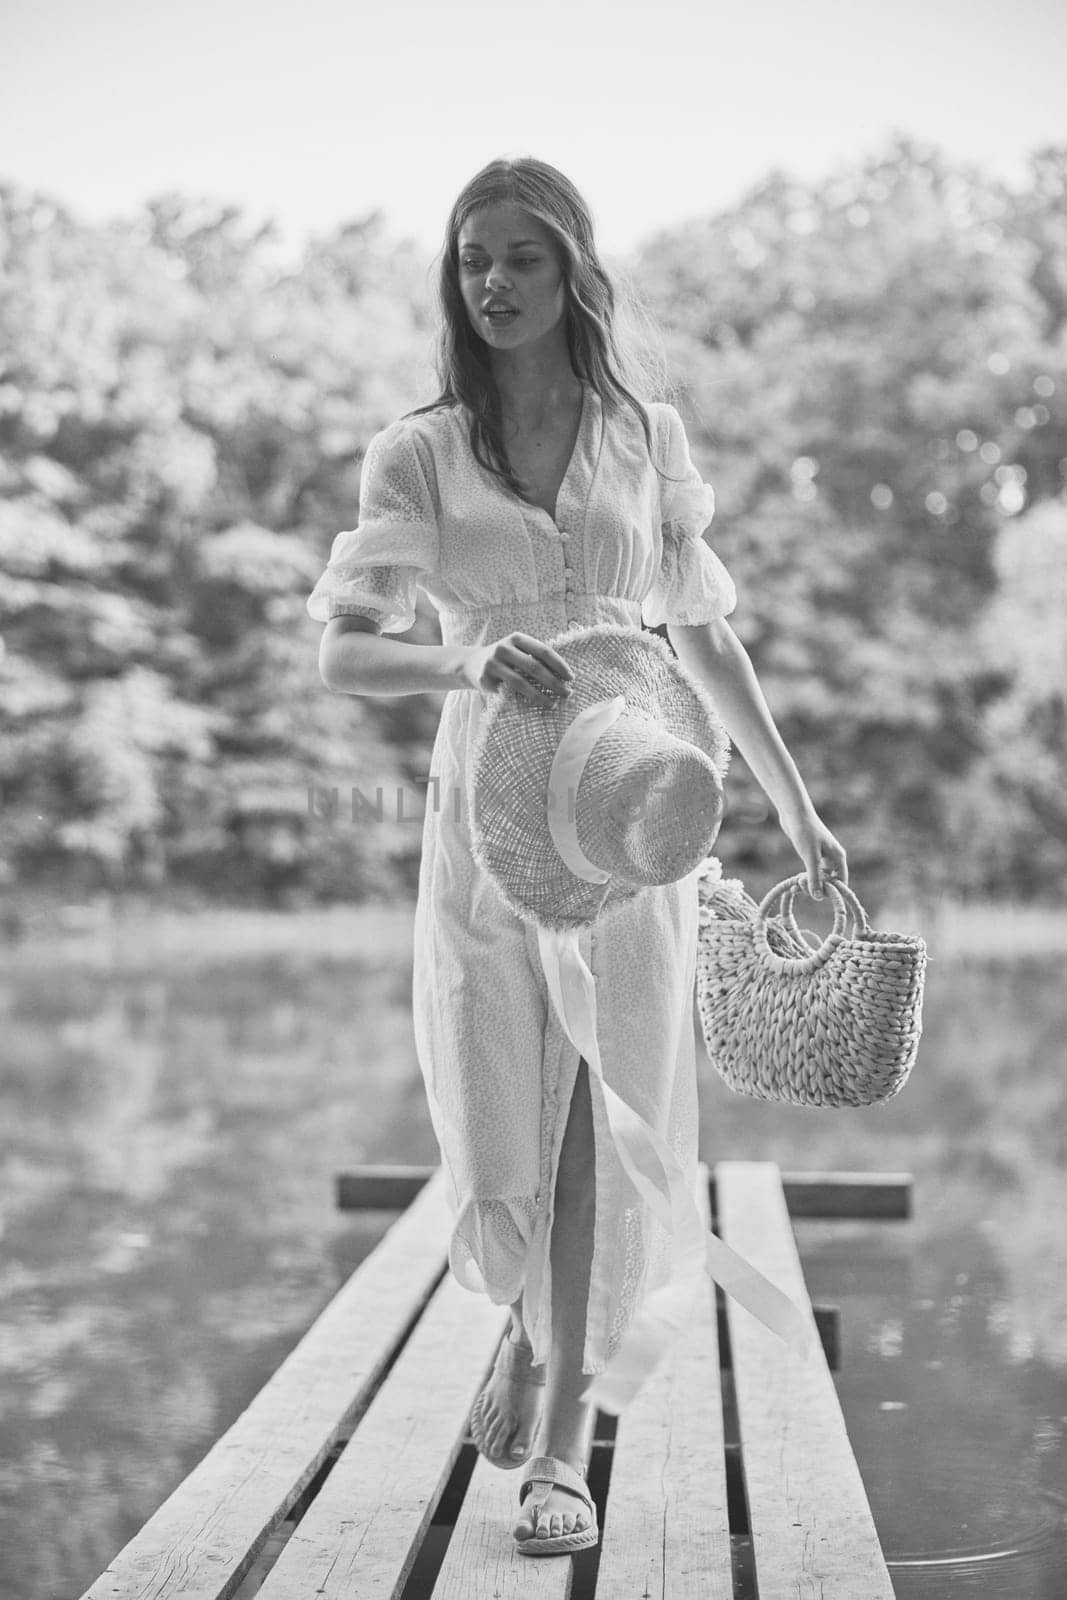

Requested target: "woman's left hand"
[{"left": 776, "top": 802, "right": 848, "bottom": 898}]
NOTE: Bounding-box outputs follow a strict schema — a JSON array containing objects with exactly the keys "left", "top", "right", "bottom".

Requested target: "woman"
[{"left": 308, "top": 156, "right": 848, "bottom": 1551}]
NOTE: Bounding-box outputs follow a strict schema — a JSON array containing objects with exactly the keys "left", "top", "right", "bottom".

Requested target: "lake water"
[{"left": 1, "top": 904, "right": 1065, "bottom": 1598}]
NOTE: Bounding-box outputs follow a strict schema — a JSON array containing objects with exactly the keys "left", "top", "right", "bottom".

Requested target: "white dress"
[{"left": 307, "top": 384, "right": 742, "bottom": 1407}]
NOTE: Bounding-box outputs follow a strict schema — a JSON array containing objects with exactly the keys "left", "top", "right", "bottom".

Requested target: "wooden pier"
[{"left": 81, "top": 1161, "right": 909, "bottom": 1598}]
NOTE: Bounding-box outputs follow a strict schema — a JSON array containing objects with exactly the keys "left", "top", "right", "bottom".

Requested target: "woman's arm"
[
  {"left": 318, "top": 614, "right": 472, "bottom": 697},
  {"left": 318, "top": 616, "right": 575, "bottom": 706},
  {"left": 667, "top": 616, "right": 847, "bottom": 895}
]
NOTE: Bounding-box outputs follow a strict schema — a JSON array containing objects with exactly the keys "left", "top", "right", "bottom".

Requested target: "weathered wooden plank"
[
  {"left": 252, "top": 1268, "right": 507, "bottom": 1599},
  {"left": 593, "top": 1161, "right": 734, "bottom": 1599},
  {"left": 80, "top": 1167, "right": 453, "bottom": 1600},
  {"left": 717, "top": 1161, "right": 895, "bottom": 1600},
  {"left": 337, "top": 1164, "right": 913, "bottom": 1219}
]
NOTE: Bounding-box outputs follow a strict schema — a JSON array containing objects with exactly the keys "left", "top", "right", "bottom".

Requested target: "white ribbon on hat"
[
  {"left": 536, "top": 696, "right": 812, "bottom": 1415},
  {"left": 544, "top": 695, "right": 626, "bottom": 884}
]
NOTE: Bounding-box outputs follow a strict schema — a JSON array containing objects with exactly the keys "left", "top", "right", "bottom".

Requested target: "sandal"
[
  {"left": 469, "top": 1331, "right": 546, "bottom": 1470},
  {"left": 514, "top": 1454, "right": 599, "bottom": 1556}
]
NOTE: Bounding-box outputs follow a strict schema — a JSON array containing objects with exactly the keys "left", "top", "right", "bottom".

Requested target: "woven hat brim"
[{"left": 470, "top": 622, "right": 731, "bottom": 933}]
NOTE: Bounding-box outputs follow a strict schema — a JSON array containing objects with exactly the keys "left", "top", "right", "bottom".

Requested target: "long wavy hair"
[{"left": 404, "top": 156, "right": 683, "bottom": 502}]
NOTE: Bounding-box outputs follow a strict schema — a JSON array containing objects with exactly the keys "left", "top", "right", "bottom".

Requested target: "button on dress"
[{"left": 306, "top": 383, "right": 739, "bottom": 1404}]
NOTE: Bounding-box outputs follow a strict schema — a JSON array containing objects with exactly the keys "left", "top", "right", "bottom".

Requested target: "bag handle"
[
  {"left": 776, "top": 888, "right": 824, "bottom": 952},
  {"left": 752, "top": 873, "right": 869, "bottom": 972}
]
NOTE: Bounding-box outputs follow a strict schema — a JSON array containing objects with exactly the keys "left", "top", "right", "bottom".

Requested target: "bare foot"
[{"left": 471, "top": 1328, "right": 544, "bottom": 1466}]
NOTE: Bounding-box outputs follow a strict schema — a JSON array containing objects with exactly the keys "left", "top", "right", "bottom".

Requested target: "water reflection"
[
  {"left": 0, "top": 914, "right": 438, "bottom": 1598},
  {"left": 1, "top": 916, "right": 1066, "bottom": 1598},
  {"left": 791, "top": 1222, "right": 1067, "bottom": 1595}
]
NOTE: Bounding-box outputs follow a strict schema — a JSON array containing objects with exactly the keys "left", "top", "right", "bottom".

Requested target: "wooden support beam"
[
  {"left": 777, "top": 1171, "right": 913, "bottom": 1220},
  {"left": 334, "top": 1165, "right": 436, "bottom": 1211},
  {"left": 717, "top": 1301, "right": 841, "bottom": 1371},
  {"left": 335, "top": 1164, "right": 913, "bottom": 1220},
  {"left": 812, "top": 1303, "right": 841, "bottom": 1370}
]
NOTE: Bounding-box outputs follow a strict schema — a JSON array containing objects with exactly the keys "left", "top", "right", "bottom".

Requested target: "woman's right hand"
[{"left": 461, "top": 632, "right": 575, "bottom": 704}]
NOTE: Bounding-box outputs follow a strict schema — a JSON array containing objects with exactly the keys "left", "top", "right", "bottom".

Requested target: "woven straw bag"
[{"left": 695, "top": 866, "right": 927, "bottom": 1108}]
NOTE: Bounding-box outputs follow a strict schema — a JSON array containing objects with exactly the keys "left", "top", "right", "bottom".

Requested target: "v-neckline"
[{"left": 516, "top": 381, "right": 588, "bottom": 529}]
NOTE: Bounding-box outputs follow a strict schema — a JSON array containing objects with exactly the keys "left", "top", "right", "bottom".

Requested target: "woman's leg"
[{"left": 514, "top": 1056, "right": 597, "bottom": 1539}]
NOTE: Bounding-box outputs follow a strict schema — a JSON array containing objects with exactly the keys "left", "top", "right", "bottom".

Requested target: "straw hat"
[{"left": 469, "top": 622, "right": 731, "bottom": 933}]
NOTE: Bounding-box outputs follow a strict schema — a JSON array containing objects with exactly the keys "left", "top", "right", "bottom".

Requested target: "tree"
[
  {"left": 0, "top": 185, "right": 435, "bottom": 901},
  {"left": 633, "top": 134, "right": 1067, "bottom": 900}
]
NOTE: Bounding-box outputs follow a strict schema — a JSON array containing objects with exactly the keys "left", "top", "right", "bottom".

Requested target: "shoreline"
[
  {"left": 0, "top": 895, "right": 415, "bottom": 972},
  {"left": 2, "top": 889, "right": 1067, "bottom": 969}
]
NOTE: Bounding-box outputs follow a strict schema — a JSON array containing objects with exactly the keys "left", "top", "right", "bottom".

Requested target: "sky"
[{"left": 3, "top": 0, "right": 1066, "bottom": 265}]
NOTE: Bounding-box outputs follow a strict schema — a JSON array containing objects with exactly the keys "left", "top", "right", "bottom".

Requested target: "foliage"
[
  {"left": 634, "top": 134, "right": 1067, "bottom": 901},
  {"left": 0, "top": 190, "right": 437, "bottom": 903}
]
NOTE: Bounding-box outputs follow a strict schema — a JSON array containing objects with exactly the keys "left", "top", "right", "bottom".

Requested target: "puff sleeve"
[
  {"left": 640, "top": 405, "right": 737, "bottom": 628},
  {"left": 306, "top": 420, "right": 440, "bottom": 631}
]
